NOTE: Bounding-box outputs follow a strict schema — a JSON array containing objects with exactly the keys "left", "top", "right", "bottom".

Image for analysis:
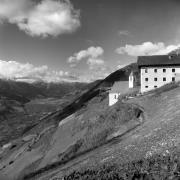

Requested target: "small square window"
[
  {"left": 145, "top": 69, "right": 148, "bottom": 73},
  {"left": 154, "top": 86, "right": 157, "bottom": 88},
  {"left": 163, "top": 77, "right": 166, "bottom": 81},
  {"left": 154, "top": 78, "right": 157, "bottom": 81},
  {"left": 172, "top": 69, "right": 175, "bottom": 72},
  {"left": 172, "top": 77, "right": 175, "bottom": 82},
  {"left": 154, "top": 69, "right": 157, "bottom": 73},
  {"left": 163, "top": 69, "right": 166, "bottom": 73},
  {"left": 145, "top": 78, "right": 148, "bottom": 81},
  {"left": 145, "top": 86, "right": 148, "bottom": 88}
]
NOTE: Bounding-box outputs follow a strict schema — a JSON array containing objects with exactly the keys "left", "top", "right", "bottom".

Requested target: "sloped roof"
[
  {"left": 110, "top": 81, "right": 129, "bottom": 93},
  {"left": 137, "top": 55, "right": 180, "bottom": 67}
]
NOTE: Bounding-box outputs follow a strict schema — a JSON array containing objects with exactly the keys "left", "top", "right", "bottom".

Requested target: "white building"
[
  {"left": 138, "top": 55, "right": 180, "bottom": 93},
  {"left": 109, "top": 81, "right": 129, "bottom": 106},
  {"left": 109, "top": 72, "right": 135, "bottom": 106}
]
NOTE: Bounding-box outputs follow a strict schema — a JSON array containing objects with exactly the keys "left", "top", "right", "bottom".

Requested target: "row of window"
[
  {"left": 145, "top": 68, "right": 175, "bottom": 73},
  {"left": 145, "top": 77, "right": 175, "bottom": 82},
  {"left": 145, "top": 85, "right": 157, "bottom": 88}
]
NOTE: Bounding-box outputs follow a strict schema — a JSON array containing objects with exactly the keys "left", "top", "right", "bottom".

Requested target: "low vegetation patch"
[
  {"left": 63, "top": 151, "right": 180, "bottom": 180},
  {"left": 76, "top": 99, "right": 143, "bottom": 153}
]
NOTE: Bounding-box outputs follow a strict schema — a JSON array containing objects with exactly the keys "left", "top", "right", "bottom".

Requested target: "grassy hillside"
[
  {"left": 21, "top": 99, "right": 143, "bottom": 180},
  {"left": 0, "top": 64, "right": 141, "bottom": 179},
  {"left": 63, "top": 151, "right": 180, "bottom": 180},
  {"left": 19, "top": 82, "right": 180, "bottom": 180},
  {"left": 61, "top": 83, "right": 180, "bottom": 180},
  {"left": 0, "top": 89, "right": 143, "bottom": 180},
  {"left": 0, "top": 79, "right": 93, "bottom": 146}
]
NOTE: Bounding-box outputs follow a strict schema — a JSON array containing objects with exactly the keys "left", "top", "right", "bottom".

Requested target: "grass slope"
[
  {"left": 35, "top": 83, "right": 180, "bottom": 180},
  {"left": 0, "top": 64, "right": 141, "bottom": 179}
]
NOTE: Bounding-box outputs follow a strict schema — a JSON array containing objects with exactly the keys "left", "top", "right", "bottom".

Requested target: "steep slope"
[
  {"left": 0, "top": 79, "right": 92, "bottom": 145},
  {"left": 0, "top": 64, "right": 140, "bottom": 179},
  {"left": 0, "top": 93, "right": 143, "bottom": 180},
  {"left": 30, "top": 83, "right": 180, "bottom": 180}
]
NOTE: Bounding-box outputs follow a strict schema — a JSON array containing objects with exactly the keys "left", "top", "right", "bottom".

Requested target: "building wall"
[
  {"left": 140, "top": 66, "right": 180, "bottom": 93},
  {"left": 109, "top": 93, "right": 121, "bottom": 106},
  {"left": 109, "top": 81, "right": 130, "bottom": 106}
]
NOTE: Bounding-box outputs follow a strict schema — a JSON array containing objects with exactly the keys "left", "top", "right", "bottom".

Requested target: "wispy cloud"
[
  {"left": 0, "top": 0, "right": 80, "bottom": 37},
  {"left": 118, "top": 30, "right": 130, "bottom": 37},
  {"left": 67, "top": 46, "right": 113, "bottom": 81},
  {"left": 116, "top": 42, "right": 180, "bottom": 56},
  {"left": 68, "top": 46, "right": 105, "bottom": 69},
  {"left": 87, "top": 58, "right": 104, "bottom": 69},
  {"left": 0, "top": 59, "right": 76, "bottom": 82}
]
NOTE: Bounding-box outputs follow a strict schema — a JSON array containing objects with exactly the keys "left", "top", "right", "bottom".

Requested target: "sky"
[{"left": 1, "top": 0, "right": 180, "bottom": 82}]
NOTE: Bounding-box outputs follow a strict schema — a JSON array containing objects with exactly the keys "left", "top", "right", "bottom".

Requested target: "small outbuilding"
[
  {"left": 109, "top": 81, "right": 129, "bottom": 106},
  {"left": 108, "top": 69, "right": 139, "bottom": 106}
]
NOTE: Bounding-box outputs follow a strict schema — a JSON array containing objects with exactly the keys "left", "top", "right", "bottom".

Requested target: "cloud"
[
  {"left": 68, "top": 46, "right": 104, "bottom": 63},
  {"left": 67, "top": 46, "right": 110, "bottom": 81},
  {"left": 68, "top": 46, "right": 105, "bottom": 69},
  {"left": 0, "top": 0, "right": 80, "bottom": 37},
  {"left": 87, "top": 58, "right": 104, "bottom": 69},
  {"left": 0, "top": 60, "right": 75, "bottom": 82},
  {"left": 116, "top": 42, "right": 180, "bottom": 56},
  {"left": 118, "top": 30, "right": 130, "bottom": 37}
]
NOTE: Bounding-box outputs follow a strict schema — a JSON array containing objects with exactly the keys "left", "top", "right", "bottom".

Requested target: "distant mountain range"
[{"left": 0, "top": 79, "right": 90, "bottom": 103}]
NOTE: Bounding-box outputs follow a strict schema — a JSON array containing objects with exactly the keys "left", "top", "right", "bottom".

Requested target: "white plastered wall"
[
  {"left": 109, "top": 93, "right": 120, "bottom": 106},
  {"left": 140, "top": 66, "right": 180, "bottom": 93}
]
